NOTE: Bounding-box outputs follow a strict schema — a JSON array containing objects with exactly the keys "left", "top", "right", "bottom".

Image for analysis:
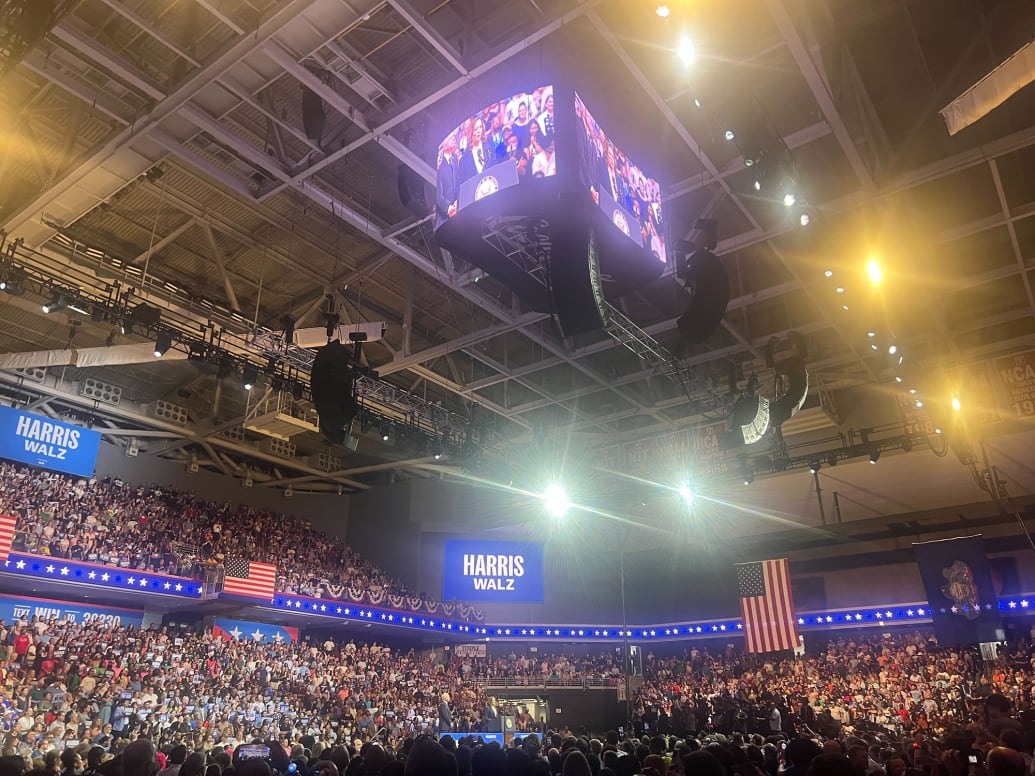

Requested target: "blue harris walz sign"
[
  {"left": 442, "top": 539, "right": 544, "bottom": 603},
  {"left": 0, "top": 405, "right": 101, "bottom": 478}
]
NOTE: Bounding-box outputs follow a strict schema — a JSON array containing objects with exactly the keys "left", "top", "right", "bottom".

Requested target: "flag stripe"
[
  {"left": 0, "top": 515, "right": 17, "bottom": 563},
  {"left": 737, "top": 558, "right": 798, "bottom": 654},
  {"left": 223, "top": 560, "right": 277, "bottom": 600}
]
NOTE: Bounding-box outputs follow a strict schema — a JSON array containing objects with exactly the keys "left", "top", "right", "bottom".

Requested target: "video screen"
[
  {"left": 435, "top": 84, "right": 557, "bottom": 225},
  {"left": 574, "top": 91, "right": 666, "bottom": 262}
]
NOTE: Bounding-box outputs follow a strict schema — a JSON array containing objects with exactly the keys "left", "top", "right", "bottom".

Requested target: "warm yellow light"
[
  {"left": 951, "top": 396, "right": 961, "bottom": 412},
  {"left": 866, "top": 257, "right": 882, "bottom": 284},
  {"left": 677, "top": 36, "right": 695, "bottom": 65},
  {"left": 656, "top": 4, "right": 671, "bottom": 16}
]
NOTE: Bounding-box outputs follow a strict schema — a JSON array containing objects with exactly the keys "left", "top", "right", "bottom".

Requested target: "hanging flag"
[
  {"left": 737, "top": 558, "right": 799, "bottom": 653},
  {"left": 913, "top": 536, "right": 1002, "bottom": 644},
  {"left": 223, "top": 558, "right": 276, "bottom": 600},
  {"left": 0, "top": 515, "right": 17, "bottom": 563}
]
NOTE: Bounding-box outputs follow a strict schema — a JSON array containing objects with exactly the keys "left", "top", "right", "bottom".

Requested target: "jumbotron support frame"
[{"left": 480, "top": 216, "right": 551, "bottom": 289}]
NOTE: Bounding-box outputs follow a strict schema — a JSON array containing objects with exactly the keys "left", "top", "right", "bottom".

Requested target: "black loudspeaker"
[
  {"left": 549, "top": 230, "right": 605, "bottom": 338},
  {"left": 397, "top": 165, "right": 429, "bottom": 218},
  {"left": 301, "top": 86, "right": 326, "bottom": 143},
  {"left": 129, "top": 303, "right": 162, "bottom": 328},
  {"left": 310, "top": 341, "right": 359, "bottom": 445},
  {"left": 676, "top": 246, "right": 730, "bottom": 344}
]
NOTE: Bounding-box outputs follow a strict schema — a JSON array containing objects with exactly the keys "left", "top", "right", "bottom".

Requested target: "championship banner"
[
  {"left": 913, "top": 536, "right": 1002, "bottom": 644},
  {"left": 0, "top": 405, "right": 101, "bottom": 477}
]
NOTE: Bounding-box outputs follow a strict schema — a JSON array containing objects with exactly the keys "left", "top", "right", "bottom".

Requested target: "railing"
[{"left": 465, "top": 676, "right": 623, "bottom": 690}]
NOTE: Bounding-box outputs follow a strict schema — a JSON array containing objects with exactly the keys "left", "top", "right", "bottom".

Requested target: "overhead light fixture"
[
  {"left": 824, "top": 270, "right": 833, "bottom": 277},
  {"left": 888, "top": 344, "right": 897, "bottom": 355},
  {"left": 656, "top": 4, "right": 670, "bottom": 16},
  {"left": 808, "top": 459, "right": 820, "bottom": 475},
  {"left": 935, "top": 427, "right": 942, "bottom": 435},
  {"left": 753, "top": 179, "right": 762, "bottom": 191},
  {"left": 867, "top": 257, "right": 882, "bottom": 284},
  {"left": 895, "top": 376, "right": 903, "bottom": 383},
  {"left": 693, "top": 97, "right": 702, "bottom": 108},
  {"left": 379, "top": 421, "right": 391, "bottom": 442},
  {"left": 836, "top": 287, "right": 845, "bottom": 294},
  {"left": 724, "top": 129, "right": 736, "bottom": 141},
  {"left": 951, "top": 396, "right": 961, "bottom": 412},
  {"left": 678, "top": 483, "right": 693, "bottom": 503},
  {"left": 870, "top": 344, "right": 878, "bottom": 351},
  {"left": 154, "top": 332, "right": 173, "bottom": 358},
  {"left": 909, "top": 388, "right": 917, "bottom": 394},
  {"left": 242, "top": 364, "right": 259, "bottom": 391},
  {"left": 915, "top": 400, "right": 923, "bottom": 408},
  {"left": 841, "top": 304, "right": 849, "bottom": 310},
  {"left": 870, "top": 449, "right": 880, "bottom": 464},
  {"left": 677, "top": 36, "right": 695, "bottom": 65},
  {"left": 42, "top": 291, "right": 66, "bottom": 314},
  {"left": 543, "top": 483, "right": 570, "bottom": 518},
  {"left": 743, "top": 472, "right": 754, "bottom": 486},
  {"left": 867, "top": 331, "right": 876, "bottom": 337},
  {"left": 783, "top": 193, "right": 796, "bottom": 208},
  {"left": 431, "top": 439, "right": 443, "bottom": 460},
  {"left": 799, "top": 213, "right": 810, "bottom": 227}
]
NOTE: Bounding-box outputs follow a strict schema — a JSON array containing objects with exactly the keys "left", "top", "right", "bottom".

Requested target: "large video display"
[
  {"left": 435, "top": 85, "right": 557, "bottom": 224},
  {"left": 0, "top": 405, "right": 101, "bottom": 478},
  {"left": 442, "top": 539, "right": 544, "bottom": 603},
  {"left": 575, "top": 91, "right": 666, "bottom": 262}
]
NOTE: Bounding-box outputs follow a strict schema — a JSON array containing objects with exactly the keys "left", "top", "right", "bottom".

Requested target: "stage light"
[
  {"left": 951, "top": 396, "right": 961, "bottom": 412},
  {"left": 42, "top": 292, "right": 66, "bottom": 314},
  {"left": 693, "top": 97, "right": 701, "bottom": 108},
  {"left": 677, "top": 36, "right": 695, "bottom": 65},
  {"left": 431, "top": 438, "right": 443, "bottom": 460},
  {"left": 379, "top": 421, "right": 391, "bottom": 442},
  {"left": 242, "top": 365, "right": 258, "bottom": 391},
  {"left": 915, "top": 400, "right": 923, "bottom": 408},
  {"left": 895, "top": 376, "right": 903, "bottom": 383},
  {"left": 753, "top": 179, "right": 761, "bottom": 191},
  {"left": 808, "top": 459, "right": 820, "bottom": 475},
  {"left": 870, "top": 449, "right": 880, "bottom": 464},
  {"left": 870, "top": 344, "right": 878, "bottom": 351},
  {"left": 836, "top": 287, "right": 844, "bottom": 294},
  {"left": 909, "top": 388, "right": 917, "bottom": 394},
  {"left": 678, "top": 483, "right": 693, "bottom": 502},
  {"left": 867, "top": 258, "right": 882, "bottom": 284},
  {"left": 154, "top": 332, "right": 173, "bottom": 358},
  {"left": 656, "top": 4, "right": 670, "bottom": 17},
  {"left": 898, "top": 355, "right": 904, "bottom": 366},
  {"left": 724, "top": 129, "right": 735, "bottom": 141},
  {"left": 824, "top": 270, "right": 833, "bottom": 277},
  {"left": 888, "top": 344, "right": 897, "bottom": 355},
  {"left": 841, "top": 304, "right": 849, "bottom": 310},
  {"left": 867, "top": 331, "right": 876, "bottom": 337},
  {"left": 783, "top": 193, "right": 796, "bottom": 208},
  {"left": 743, "top": 472, "right": 754, "bottom": 486},
  {"left": 799, "top": 213, "right": 810, "bottom": 227},
  {"left": 543, "top": 483, "right": 570, "bottom": 518},
  {"left": 935, "top": 427, "right": 942, "bottom": 435}
]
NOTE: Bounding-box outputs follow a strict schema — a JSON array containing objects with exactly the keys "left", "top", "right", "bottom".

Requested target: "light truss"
[{"left": 480, "top": 216, "right": 551, "bottom": 289}]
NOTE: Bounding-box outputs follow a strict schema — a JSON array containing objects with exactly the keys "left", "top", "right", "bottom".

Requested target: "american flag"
[
  {"left": 737, "top": 558, "right": 799, "bottom": 653},
  {"left": 223, "top": 558, "right": 276, "bottom": 600},
  {"left": 0, "top": 515, "right": 16, "bottom": 563}
]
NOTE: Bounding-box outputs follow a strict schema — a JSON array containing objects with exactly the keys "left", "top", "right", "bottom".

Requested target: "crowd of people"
[
  {"left": 0, "top": 461, "right": 479, "bottom": 616},
  {"left": 436, "top": 85, "right": 557, "bottom": 224},
  {"left": 0, "top": 617, "right": 1029, "bottom": 776}
]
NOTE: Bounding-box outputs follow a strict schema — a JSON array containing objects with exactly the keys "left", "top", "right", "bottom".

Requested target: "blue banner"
[
  {"left": 3, "top": 553, "right": 204, "bottom": 599},
  {"left": 212, "top": 617, "right": 298, "bottom": 644},
  {"left": 913, "top": 536, "right": 1002, "bottom": 644},
  {"left": 443, "top": 540, "right": 544, "bottom": 603},
  {"left": 0, "top": 405, "right": 100, "bottom": 477},
  {"left": 0, "top": 594, "right": 142, "bottom": 628}
]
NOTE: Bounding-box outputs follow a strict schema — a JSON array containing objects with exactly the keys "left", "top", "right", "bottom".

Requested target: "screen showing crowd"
[
  {"left": 435, "top": 85, "right": 557, "bottom": 223},
  {"left": 575, "top": 92, "right": 666, "bottom": 262}
]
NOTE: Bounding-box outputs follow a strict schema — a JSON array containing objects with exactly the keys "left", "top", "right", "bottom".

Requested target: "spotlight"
[
  {"left": 431, "top": 438, "right": 443, "bottom": 460},
  {"left": 693, "top": 97, "right": 701, "bottom": 108},
  {"left": 935, "top": 427, "right": 942, "bottom": 435},
  {"left": 743, "top": 472, "right": 754, "bottom": 486},
  {"left": 656, "top": 4, "right": 670, "bottom": 16},
  {"left": 909, "top": 388, "right": 917, "bottom": 394},
  {"left": 870, "top": 449, "right": 880, "bottom": 464},
  {"left": 888, "top": 344, "right": 897, "bottom": 355},
  {"left": 678, "top": 483, "right": 693, "bottom": 502},
  {"left": 951, "top": 396, "right": 961, "bottom": 412},
  {"left": 898, "top": 355, "right": 904, "bottom": 366},
  {"left": 836, "top": 287, "right": 845, "bottom": 294},
  {"left": 154, "top": 332, "right": 173, "bottom": 358},
  {"left": 915, "top": 400, "right": 923, "bottom": 408},
  {"left": 753, "top": 179, "right": 761, "bottom": 191},
  {"left": 841, "top": 305, "right": 849, "bottom": 311},
  {"left": 799, "top": 212, "right": 810, "bottom": 227},
  {"left": 379, "top": 421, "right": 391, "bottom": 442},
  {"left": 543, "top": 483, "right": 570, "bottom": 518},
  {"left": 867, "top": 331, "right": 876, "bottom": 337},
  {"left": 783, "top": 193, "right": 796, "bottom": 208},
  {"left": 808, "top": 459, "right": 820, "bottom": 475},
  {"left": 677, "top": 36, "right": 695, "bottom": 65},
  {"left": 42, "top": 292, "right": 66, "bottom": 314},
  {"left": 242, "top": 364, "right": 259, "bottom": 391},
  {"left": 895, "top": 376, "right": 903, "bottom": 383},
  {"left": 871, "top": 344, "right": 878, "bottom": 351},
  {"left": 867, "top": 257, "right": 882, "bottom": 284},
  {"left": 724, "top": 129, "right": 736, "bottom": 141},
  {"left": 824, "top": 270, "right": 833, "bottom": 277}
]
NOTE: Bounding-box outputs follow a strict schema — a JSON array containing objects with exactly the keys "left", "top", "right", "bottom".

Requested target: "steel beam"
[
  {"left": 95, "top": 0, "right": 202, "bottom": 68},
  {"left": 386, "top": 0, "right": 466, "bottom": 73},
  {"left": 989, "top": 159, "right": 1035, "bottom": 324},
  {"left": 50, "top": 24, "right": 166, "bottom": 102}
]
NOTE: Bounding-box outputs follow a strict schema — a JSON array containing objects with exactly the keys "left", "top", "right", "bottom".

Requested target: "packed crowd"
[
  {"left": 0, "top": 617, "right": 1030, "bottom": 776},
  {"left": 0, "top": 462, "right": 478, "bottom": 614}
]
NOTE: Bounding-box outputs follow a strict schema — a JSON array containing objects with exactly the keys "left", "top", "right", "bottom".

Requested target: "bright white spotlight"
[
  {"left": 656, "top": 4, "right": 671, "bottom": 17},
  {"left": 677, "top": 36, "right": 696, "bottom": 65},
  {"left": 888, "top": 344, "right": 897, "bottom": 355},
  {"left": 824, "top": 269, "right": 833, "bottom": 277},
  {"left": 867, "top": 258, "right": 882, "bottom": 284},
  {"left": 723, "top": 128, "right": 735, "bottom": 141},
  {"left": 799, "top": 213, "right": 810, "bottom": 227},
  {"left": 753, "top": 179, "right": 762, "bottom": 191},
  {"left": 951, "top": 396, "right": 961, "bottom": 412},
  {"left": 678, "top": 483, "right": 693, "bottom": 502},
  {"left": 867, "top": 331, "right": 876, "bottom": 337},
  {"left": 693, "top": 97, "right": 702, "bottom": 108},
  {"left": 543, "top": 483, "right": 570, "bottom": 518},
  {"left": 783, "top": 193, "right": 796, "bottom": 208}
]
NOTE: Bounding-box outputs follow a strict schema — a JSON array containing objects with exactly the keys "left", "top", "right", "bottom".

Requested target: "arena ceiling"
[{"left": 1, "top": 0, "right": 1035, "bottom": 538}]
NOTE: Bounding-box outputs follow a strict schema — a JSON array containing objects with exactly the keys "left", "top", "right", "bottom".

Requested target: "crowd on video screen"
[
  {"left": 435, "top": 85, "right": 557, "bottom": 223},
  {"left": 575, "top": 92, "right": 666, "bottom": 262}
]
